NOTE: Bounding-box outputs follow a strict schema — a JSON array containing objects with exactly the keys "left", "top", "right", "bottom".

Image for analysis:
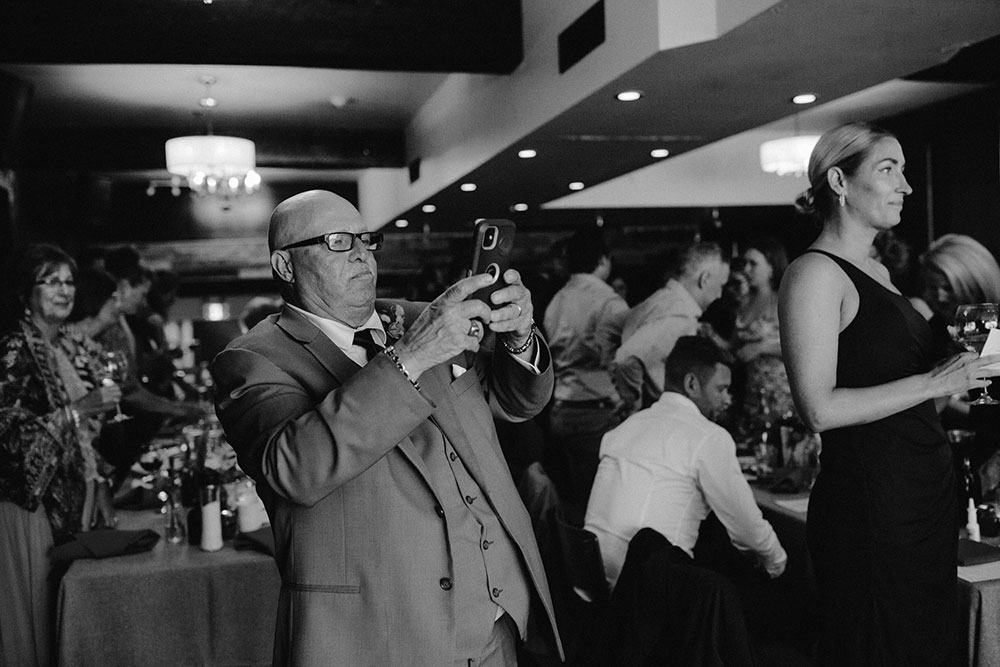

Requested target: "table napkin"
[{"left": 51, "top": 528, "right": 160, "bottom": 562}]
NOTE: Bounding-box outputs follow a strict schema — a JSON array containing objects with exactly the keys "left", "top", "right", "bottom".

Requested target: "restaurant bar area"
[{"left": 3, "top": 2, "right": 1000, "bottom": 666}]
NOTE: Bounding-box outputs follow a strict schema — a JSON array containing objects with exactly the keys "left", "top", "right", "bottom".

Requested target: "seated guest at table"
[
  {"left": 731, "top": 238, "right": 797, "bottom": 434},
  {"left": 612, "top": 241, "right": 730, "bottom": 419},
  {"left": 95, "top": 247, "right": 200, "bottom": 482},
  {"left": 211, "top": 190, "right": 561, "bottom": 666},
  {"left": 779, "top": 122, "right": 1000, "bottom": 666},
  {"left": 0, "top": 244, "right": 122, "bottom": 667},
  {"left": 585, "top": 336, "right": 787, "bottom": 590}
]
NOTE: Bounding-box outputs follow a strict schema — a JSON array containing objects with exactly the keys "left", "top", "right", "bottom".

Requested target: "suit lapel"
[{"left": 418, "top": 357, "right": 490, "bottom": 492}]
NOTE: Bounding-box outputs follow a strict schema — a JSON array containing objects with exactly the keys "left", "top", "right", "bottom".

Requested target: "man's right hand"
[{"left": 392, "top": 273, "right": 495, "bottom": 379}]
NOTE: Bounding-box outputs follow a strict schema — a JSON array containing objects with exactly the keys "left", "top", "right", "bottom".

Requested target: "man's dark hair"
[
  {"left": 69, "top": 268, "right": 117, "bottom": 322},
  {"left": 663, "top": 335, "right": 733, "bottom": 390},
  {"left": 104, "top": 245, "right": 145, "bottom": 285},
  {"left": 566, "top": 228, "right": 609, "bottom": 274}
]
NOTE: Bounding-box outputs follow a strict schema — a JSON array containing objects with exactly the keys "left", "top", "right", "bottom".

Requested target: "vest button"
[
  {"left": 465, "top": 495, "right": 476, "bottom": 504},
  {"left": 449, "top": 451, "right": 458, "bottom": 461},
  {"left": 435, "top": 505, "right": 445, "bottom": 518},
  {"left": 482, "top": 539, "right": 493, "bottom": 550},
  {"left": 439, "top": 578, "right": 453, "bottom": 591},
  {"left": 492, "top": 587, "right": 503, "bottom": 598}
]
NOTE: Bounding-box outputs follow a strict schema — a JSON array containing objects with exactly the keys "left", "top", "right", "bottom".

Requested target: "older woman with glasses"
[{"left": 0, "top": 244, "right": 122, "bottom": 667}]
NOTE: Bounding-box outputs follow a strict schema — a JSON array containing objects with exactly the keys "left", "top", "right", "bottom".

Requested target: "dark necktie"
[{"left": 352, "top": 329, "right": 382, "bottom": 362}]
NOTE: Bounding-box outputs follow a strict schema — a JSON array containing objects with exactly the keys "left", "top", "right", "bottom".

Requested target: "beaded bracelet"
[
  {"left": 383, "top": 345, "right": 422, "bottom": 392},
  {"left": 501, "top": 321, "right": 537, "bottom": 356}
]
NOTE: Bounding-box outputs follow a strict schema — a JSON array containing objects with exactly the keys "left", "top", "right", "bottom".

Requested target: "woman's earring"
[{"left": 839, "top": 192, "right": 846, "bottom": 208}]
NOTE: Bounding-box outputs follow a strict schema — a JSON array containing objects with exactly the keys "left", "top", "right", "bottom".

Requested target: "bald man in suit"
[{"left": 211, "top": 191, "right": 561, "bottom": 666}]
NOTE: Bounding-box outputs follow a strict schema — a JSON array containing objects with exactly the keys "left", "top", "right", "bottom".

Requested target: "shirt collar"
[
  {"left": 286, "top": 303, "right": 386, "bottom": 353},
  {"left": 654, "top": 390, "right": 703, "bottom": 416},
  {"left": 664, "top": 278, "right": 703, "bottom": 316}
]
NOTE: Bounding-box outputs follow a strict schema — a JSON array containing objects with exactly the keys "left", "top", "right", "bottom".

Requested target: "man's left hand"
[{"left": 487, "top": 269, "right": 534, "bottom": 346}]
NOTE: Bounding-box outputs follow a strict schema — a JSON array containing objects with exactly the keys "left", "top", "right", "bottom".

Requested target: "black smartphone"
[{"left": 468, "top": 219, "right": 516, "bottom": 309}]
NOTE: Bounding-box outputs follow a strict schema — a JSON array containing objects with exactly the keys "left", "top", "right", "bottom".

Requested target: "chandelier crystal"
[{"left": 165, "top": 136, "right": 260, "bottom": 196}]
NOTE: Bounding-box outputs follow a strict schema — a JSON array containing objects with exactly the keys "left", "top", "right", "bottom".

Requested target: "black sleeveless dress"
[{"left": 805, "top": 250, "right": 957, "bottom": 666}]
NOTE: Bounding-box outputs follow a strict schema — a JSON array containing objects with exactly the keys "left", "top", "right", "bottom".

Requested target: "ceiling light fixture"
[
  {"left": 650, "top": 148, "right": 670, "bottom": 158},
  {"left": 792, "top": 93, "right": 818, "bottom": 105},
  {"left": 165, "top": 75, "right": 260, "bottom": 197},
  {"left": 511, "top": 203, "right": 528, "bottom": 212},
  {"left": 616, "top": 90, "right": 643, "bottom": 102},
  {"left": 517, "top": 149, "right": 537, "bottom": 158},
  {"left": 569, "top": 182, "right": 585, "bottom": 191},
  {"left": 394, "top": 219, "right": 409, "bottom": 228},
  {"left": 760, "top": 117, "right": 820, "bottom": 176},
  {"left": 421, "top": 204, "right": 437, "bottom": 213},
  {"left": 460, "top": 183, "right": 477, "bottom": 192}
]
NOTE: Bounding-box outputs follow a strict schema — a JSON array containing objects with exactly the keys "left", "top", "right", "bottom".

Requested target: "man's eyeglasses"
[
  {"left": 34, "top": 277, "right": 76, "bottom": 290},
  {"left": 280, "top": 231, "right": 383, "bottom": 253}
]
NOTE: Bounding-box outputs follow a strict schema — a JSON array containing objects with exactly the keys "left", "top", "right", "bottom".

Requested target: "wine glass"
[
  {"left": 953, "top": 303, "right": 1000, "bottom": 405},
  {"left": 100, "top": 351, "right": 133, "bottom": 422}
]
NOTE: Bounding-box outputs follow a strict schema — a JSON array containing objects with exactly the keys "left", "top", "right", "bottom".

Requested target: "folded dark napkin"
[
  {"left": 769, "top": 467, "right": 810, "bottom": 494},
  {"left": 51, "top": 528, "right": 160, "bottom": 562},
  {"left": 233, "top": 527, "right": 275, "bottom": 557},
  {"left": 958, "top": 538, "right": 1000, "bottom": 566}
]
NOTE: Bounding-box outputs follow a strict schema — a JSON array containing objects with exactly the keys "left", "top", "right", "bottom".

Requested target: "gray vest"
[{"left": 410, "top": 419, "right": 530, "bottom": 656}]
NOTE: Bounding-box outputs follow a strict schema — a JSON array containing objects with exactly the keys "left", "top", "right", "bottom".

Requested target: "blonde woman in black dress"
[{"left": 779, "top": 122, "right": 1000, "bottom": 666}]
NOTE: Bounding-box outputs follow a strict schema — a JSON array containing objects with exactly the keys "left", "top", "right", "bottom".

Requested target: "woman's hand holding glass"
[
  {"left": 952, "top": 303, "right": 1000, "bottom": 405},
  {"left": 74, "top": 382, "right": 123, "bottom": 418},
  {"left": 99, "top": 350, "right": 132, "bottom": 421}
]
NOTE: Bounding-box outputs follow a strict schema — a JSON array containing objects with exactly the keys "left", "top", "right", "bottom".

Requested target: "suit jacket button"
[
  {"left": 435, "top": 505, "right": 445, "bottom": 518},
  {"left": 492, "top": 587, "right": 503, "bottom": 598},
  {"left": 449, "top": 451, "right": 458, "bottom": 461},
  {"left": 440, "top": 578, "right": 453, "bottom": 591}
]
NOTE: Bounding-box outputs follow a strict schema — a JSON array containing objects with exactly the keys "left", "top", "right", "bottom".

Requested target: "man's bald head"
[
  {"left": 268, "top": 190, "right": 364, "bottom": 253},
  {"left": 267, "top": 190, "right": 377, "bottom": 326}
]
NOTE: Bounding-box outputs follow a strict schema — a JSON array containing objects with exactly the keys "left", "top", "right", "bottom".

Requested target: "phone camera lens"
[{"left": 484, "top": 228, "right": 496, "bottom": 245}]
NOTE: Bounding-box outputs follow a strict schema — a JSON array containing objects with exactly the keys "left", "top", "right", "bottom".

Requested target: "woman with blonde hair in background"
[{"left": 780, "top": 122, "right": 1000, "bottom": 665}]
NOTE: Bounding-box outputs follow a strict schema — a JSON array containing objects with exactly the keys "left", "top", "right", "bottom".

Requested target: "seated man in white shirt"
[{"left": 584, "top": 335, "right": 786, "bottom": 590}]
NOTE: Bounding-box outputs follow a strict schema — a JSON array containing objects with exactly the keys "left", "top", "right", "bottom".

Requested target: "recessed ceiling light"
[
  {"left": 569, "top": 182, "right": 585, "bottom": 191},
  {"left": 517, "top": 149, "right": 537, "bottom": 159},
  {"left": 650, "top": 148, "right": 670, "bottom": 158},
  {"left": 421, "top": 204, "right": 437, "bottom": 213},
  {"left": 394, "top": 219, "right": 409, "bottom": 228},
  {"left": 616, "top": 90, "right": 643, "bottom": 102},
  {"left": 512, "top": 203, "right": 529, "bottom": 212},
  {"left": 792, "top": 93, "right": 818, "bottom": 105},
  {"left": 198, "top": 96, "right": 217, "bottom": 108},
  {"left": 460, "top": 183, "right": 477, "bottom": 192}
]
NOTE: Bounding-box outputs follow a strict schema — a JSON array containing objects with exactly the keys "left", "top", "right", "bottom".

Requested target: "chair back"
[{"left": 554, "top": 512, "right": 610, "bottom": 605}]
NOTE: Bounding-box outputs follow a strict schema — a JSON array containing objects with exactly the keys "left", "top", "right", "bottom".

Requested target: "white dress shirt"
[{"left": 584, "top": 391, "right": 786, "bottom": 589}]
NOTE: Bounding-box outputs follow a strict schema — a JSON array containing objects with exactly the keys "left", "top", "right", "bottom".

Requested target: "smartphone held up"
[{"left": 468, "top": 219, "right": 516, "bottom": 309}]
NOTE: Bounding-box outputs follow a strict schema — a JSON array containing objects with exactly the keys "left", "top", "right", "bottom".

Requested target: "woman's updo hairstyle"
[{"left": 795, "top": 122, "right": 896, "bottom": 218}]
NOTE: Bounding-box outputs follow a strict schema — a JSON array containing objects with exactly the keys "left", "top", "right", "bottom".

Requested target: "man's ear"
[
  {"left": 682, "top": 371, "right": 701, "bottom": 398},
  {"left": 695, "top": 267, "right": 711, "bottom": 291},
  {"left": 270, "top": 250, "right": 294, "bottom": 284}
]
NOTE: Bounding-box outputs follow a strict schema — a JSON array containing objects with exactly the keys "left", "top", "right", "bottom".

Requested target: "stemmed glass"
[
  {"left": 953, "top": 303, "right": 1000, "bottom": 406},
  {"left": 100, "top": 351, "right": 133, "bottom": 422}
]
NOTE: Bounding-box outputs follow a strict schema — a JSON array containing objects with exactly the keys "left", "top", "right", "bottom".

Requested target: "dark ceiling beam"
[
  {"left": 0, "top": 1, "right": 523, "bottom": 74},
  {"left": 16, "top": 128, "right": 405, "bottom": 171}
]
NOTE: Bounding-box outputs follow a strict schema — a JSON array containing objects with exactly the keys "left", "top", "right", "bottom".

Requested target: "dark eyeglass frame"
[
  {"left": 34, "top": 278, "right": 76, "bottom": 289},
  {"left": 280, "top": 231, "right": 383, "bottom": 253}
]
